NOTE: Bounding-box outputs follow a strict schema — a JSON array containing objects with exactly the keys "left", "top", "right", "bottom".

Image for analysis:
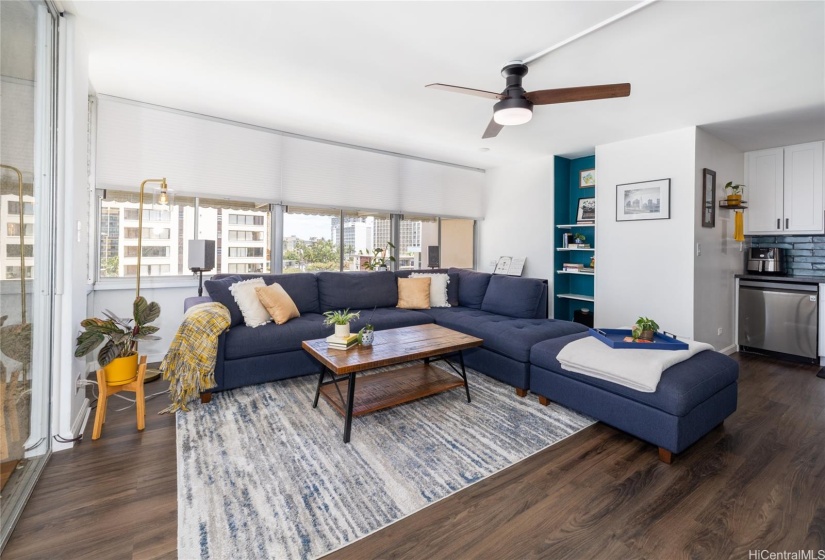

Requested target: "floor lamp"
[{"left": 136, "top": 178, "right": 172, "bottom": 382}]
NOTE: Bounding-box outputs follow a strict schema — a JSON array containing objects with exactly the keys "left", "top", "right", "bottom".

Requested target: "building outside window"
[
  {"left": 6, "top": 223, "right": 34, "bottom": 236},
  {"left": 282, "top": 207, "right": 340, "bottom": 273},
  {"left": 124, "top": 227, "right": 170, "bottom": 239},
  {"left": 7, "top": 200, "right": 34, "bottom": 215},
  {"left": 398, "top": 215, "right": 438, "bottom": 270}
]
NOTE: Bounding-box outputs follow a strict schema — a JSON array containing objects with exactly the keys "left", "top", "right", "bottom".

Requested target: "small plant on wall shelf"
[{"left": 724, "top": 182, "right": 745, "bottom": 205}]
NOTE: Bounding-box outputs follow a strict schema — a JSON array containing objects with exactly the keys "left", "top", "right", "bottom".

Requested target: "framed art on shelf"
[
  {"left": 576, "top": 197, "right": 596, "bottom": 223},
  {"left": 579, "top": 168, "right": 596, "bottom": 188},
  {"left": 702, "top": 168, "right": 716, "bottom": 228},
  {"left": 616, "top": 179, "right": 671, "bottom": 222}
]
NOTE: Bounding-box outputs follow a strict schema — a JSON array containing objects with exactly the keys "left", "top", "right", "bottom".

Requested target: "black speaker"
[
  {"left": 427, "top": 245, "right": 440, "bottom": 268},
  {"left": 188, "top": 240, "right": 215, "bottom": 271}
]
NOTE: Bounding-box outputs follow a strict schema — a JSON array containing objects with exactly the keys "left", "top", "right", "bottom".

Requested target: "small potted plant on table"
[
  {"left": 74, "top": 297, "right": 161, "bottom": 385},
  {"left": 632, "top": 316, "right": 660, "bottom": 342},
  {"left": 322, "top": 309, "right": 360, "bottom": 338}
]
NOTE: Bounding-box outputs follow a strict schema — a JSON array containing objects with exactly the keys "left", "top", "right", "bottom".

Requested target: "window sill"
[{"left": 92, "top": 275, "right": 202, "bottom": 291}]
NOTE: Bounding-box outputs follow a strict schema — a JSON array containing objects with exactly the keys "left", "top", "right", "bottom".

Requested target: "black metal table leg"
[
  {"left": 343, "top": 372, "right": 357, "bottom": 443},
  {"left": 459, "top": 351, "right": 471, "bottom": 403},
  {"left": 312, "top": 366, "right": 326, "bottom": 408}
]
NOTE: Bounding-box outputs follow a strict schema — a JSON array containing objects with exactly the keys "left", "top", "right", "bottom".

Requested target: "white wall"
[
  {"left": 479, "top": 155, "right": 555, "bottom": 289},
  {"left": 52, "top": 15, "right": 91, "bottom": 449},
  {"left": 595, "top": 128, "right": 697, "bottom": 338},
  {"left": 694, "top": 129, "right": 745, "bottom": 350}
]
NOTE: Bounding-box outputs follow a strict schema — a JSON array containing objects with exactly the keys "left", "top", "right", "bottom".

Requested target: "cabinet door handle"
[
  {"left": 777, "top": 219, "right": 781, "bottom": 229},
  {"left": 786, "top": 218, "right": 789, "bottom": 229}
]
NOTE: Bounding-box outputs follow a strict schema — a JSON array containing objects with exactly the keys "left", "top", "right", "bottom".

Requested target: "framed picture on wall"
[
  {"left": 702, "top": 168, "right": 716, "bottom": 228},
  {"left": 576, "top": 197, "right": 596, "bottom": 223},
  {"left": 580, "top": 168, "right": 596, "bottom": 188},
  {"left": 616, "top": 179, "right": 671, "bottom": 221}
]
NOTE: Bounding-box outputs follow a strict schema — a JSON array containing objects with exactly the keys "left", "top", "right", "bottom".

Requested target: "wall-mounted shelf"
[
  {"left": 556, "top": 223, "right": 596, "bottom": 229},
  {"left": 557, "top": 270, "right": 595, "bottom": 276},
  {"left": 719, "top": 200, "right": 748, "bottom": 209},
  {"left": 557, "top": 293, "right": 595, "bottom": 302},
  {"left": 556, "top": 247, "right": 595, "bottom": 252}
]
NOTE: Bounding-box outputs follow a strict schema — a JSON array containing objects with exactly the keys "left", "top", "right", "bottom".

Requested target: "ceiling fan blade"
[
  {"left": 426, "top": 83, "right": 505, "bottom": 100},
  {"left": 525, "top": 83, "right": 631, "bottom": 105},
  {"left": 482, "top": 117, "right": 503, "bottom": 139}
]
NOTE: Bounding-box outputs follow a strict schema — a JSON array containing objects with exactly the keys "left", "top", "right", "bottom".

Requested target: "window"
[
  {"left": 227, "top": 247, "right": 264, "bottom": 258},
  {"left": 123, "top": 208, "right": 171, "bottom": 222},
  {"left": 228, "top": 214, "right": 264, "bottom": 226},
  {"left": 124, "top": 245, "right": 169, "bottom": 258},
  {"left": 124, "top": 264, "right": 171, "bottom": 276},
  {"left": 7, "top": 201, "right": 34, "bottom": 215},
  {"left": 7, "top": 244, "right": 34, "bottom": 258},
  {"left": 6, "top": 266, "right": 33, "bottom": 280},
  {"left": 227, "top": 263, "right": 266, "bottom": 273},
  {"left": 6, "top": 222, "right": 34, "bottom": 236},
  {"left": 282, "top": 207, "right": 340, "bottom": 273},
  {"left": 124, "top": 227, "right": 170, "bottom": 239},
  {"left": 398, "top": 215, "right": 437, "bottom": 270},
  {"left": 339, "top": 211, "right": 391, "bottom": 271},
  {"left": 228, "top": 230, "right": 264, "bottom": 241},
  {"left": 99, "top": 207, "right": 120, "bottom": 278}
]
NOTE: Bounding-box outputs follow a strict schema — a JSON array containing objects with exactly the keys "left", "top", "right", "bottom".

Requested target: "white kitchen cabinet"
[{"left": 745, "top": 141, "right": 824, "bottom": 235}]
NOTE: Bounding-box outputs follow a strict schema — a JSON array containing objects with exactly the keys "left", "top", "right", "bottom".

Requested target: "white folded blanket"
[{"left": 556, "top": 336, "right": 714, "bottom": 393}]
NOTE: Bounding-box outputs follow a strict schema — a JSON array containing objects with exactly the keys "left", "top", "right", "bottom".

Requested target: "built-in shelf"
[
  {"left": 556, "top": 223, "right": 596, "bottom": 229},
  {"left": 556, "top": 247, "right": 595, "bottom": 252},
  {"left": 557, "top": 270, "right": 595, "bottom": 276},
  {"left": 556, "top": 293, "right": 595, "bottom": 302}
]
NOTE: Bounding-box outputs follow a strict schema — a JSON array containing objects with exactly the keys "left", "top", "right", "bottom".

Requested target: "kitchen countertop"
[{"left": 735, "top": 274, "right": 824, "bottom": 285}]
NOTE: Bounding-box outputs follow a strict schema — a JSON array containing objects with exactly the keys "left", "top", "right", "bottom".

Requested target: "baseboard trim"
[
  {"left": 52, "top": 398, "right": 90, "bottom": 452},
  {"left": 719, "top": 344, "right": 737, "bottom": 356}
]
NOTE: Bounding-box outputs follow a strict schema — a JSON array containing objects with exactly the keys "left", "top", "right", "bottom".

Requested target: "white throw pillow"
[
  {"left": 229, "top": 278, "right": 271, "bottom": 327},
  {"left": 411, "top": 272, "right": 450, "bottom": 307}
]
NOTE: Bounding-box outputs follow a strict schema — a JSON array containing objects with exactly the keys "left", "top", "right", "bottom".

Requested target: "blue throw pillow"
[
  {"left": 481, "top": 275, "right": 545, "bottom": 319},
  {"left": 450, "top": 268, "right": 491, "bottom": 309},
  {"left": 204, "top": 275, "right": 244, "bottom": 327}
]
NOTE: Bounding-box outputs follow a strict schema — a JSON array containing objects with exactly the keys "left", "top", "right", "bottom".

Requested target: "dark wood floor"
[{"left": 4, "top": 353, "right": 824, "bottom": 559}]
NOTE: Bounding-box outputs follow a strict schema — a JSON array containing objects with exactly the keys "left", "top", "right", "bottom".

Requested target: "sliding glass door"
[{"left": 0, "top": 0, "right": 57, "bottom": 550}]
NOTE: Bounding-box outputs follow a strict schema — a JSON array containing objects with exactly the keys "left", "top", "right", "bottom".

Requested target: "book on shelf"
[
  {"left": 562, "top": 233, "right": 574, "bottom": 248},
  {"left": 579, "top": 267, "right": 594, "bottom": 274},
  {"left": 573, "top": 243, "right": 591, "bottom": 249},
  {"left": 576, "top": 220, "right": 595, "bottom": 225}
]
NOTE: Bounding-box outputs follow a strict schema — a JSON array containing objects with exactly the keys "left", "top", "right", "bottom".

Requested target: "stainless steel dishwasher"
[{"left": 738, "top": 279, "right": 818, "bottom": 362}]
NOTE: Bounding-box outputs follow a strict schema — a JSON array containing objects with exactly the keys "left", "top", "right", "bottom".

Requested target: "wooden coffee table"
[{"left": 302, "top": 323, "right": 483, "bottom": 443}]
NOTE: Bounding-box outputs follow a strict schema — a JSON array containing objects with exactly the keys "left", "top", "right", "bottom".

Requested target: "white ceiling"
[{"left": 68, "top": 1, "right": 825, "bottom": 170}]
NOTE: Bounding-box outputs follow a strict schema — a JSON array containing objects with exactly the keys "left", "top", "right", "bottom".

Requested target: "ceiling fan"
[{"left": 426, "top": 61, "right": 631, "bottom": 139}]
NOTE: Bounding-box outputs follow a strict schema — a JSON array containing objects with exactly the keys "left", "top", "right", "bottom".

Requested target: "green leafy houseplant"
[
  {"left": 364, "top": 241, "right": 396, "bottom": 270},
  {"left": 322, "top": 309, "right": 360, "bottom": 327},
  {"left": 724, "top": 182, "right": 745, "bottom": 196},
  {"left": 573, "top": 233, "right": 586, "bottom": 244},
  {"left": 74, "top": 297, "right": 161, "bottom": 367},
  {"left": 632, "top": 316, "right": 660, "bottom": 341}
]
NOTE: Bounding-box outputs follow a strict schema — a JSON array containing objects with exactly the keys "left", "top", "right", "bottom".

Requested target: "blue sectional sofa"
[{"left": 183, "top": 268, "right": 589, "bottom": 399}]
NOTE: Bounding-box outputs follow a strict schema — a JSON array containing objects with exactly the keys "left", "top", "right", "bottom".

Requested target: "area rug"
[{"left": 177, "top": 363, "right": 595, "bottom": 559}]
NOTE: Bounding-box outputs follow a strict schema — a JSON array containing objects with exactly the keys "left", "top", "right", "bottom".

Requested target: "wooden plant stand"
[{"left": 92, "top": 355, "right": 147, "bottom": 440}]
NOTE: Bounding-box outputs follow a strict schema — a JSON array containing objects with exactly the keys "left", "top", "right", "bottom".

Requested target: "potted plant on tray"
[
  {"left": 724, "top": 182, "right": 745, "bottom": 206},
  {"left": 632, "top": 316, "right": 660, "bottom": 342},
  {"left": 74, "top": 296, "right": 161, "bottom": 385},
  {"left": 322, "top": 309, "right": 360, "bottom": 338}
]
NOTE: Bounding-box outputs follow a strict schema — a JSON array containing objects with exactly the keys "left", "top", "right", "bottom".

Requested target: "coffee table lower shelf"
[{"left": 319, "top": 364, "right": 464, "bottom": 418}]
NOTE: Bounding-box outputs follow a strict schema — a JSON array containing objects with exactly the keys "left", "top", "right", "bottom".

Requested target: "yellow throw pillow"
[
  {"left": 397, "top": 277, "right": 431, "bottom": 310},
  {"left": 255, "top": 283, "right": 300, "bottom": 325}
]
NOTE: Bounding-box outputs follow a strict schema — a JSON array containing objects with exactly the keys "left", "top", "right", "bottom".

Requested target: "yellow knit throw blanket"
[{"left": 160, "top": 302, "right": 230, "bottom": 413}]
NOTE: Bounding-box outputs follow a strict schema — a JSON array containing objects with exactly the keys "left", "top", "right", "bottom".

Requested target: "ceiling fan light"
[{"left": 494, "top": 107, "right": 533, "bottom": 126}]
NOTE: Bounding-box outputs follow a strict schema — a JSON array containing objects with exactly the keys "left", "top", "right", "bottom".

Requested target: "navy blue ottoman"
[{"left": 529, "top": 332, "right": 739, "bottom": 463}]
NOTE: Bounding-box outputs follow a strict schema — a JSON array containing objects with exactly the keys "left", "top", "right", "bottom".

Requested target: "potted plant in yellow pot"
[
  {"left": 724, "top": 182, "right": 745, "bottom": 206},
  {"left": 74, "top": 297, "right": 161, "bottom": 385}
]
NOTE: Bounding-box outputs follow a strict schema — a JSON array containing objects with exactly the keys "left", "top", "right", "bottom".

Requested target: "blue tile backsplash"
[{"left": 748, "top": 235, "right": 825, "bottom": 277}]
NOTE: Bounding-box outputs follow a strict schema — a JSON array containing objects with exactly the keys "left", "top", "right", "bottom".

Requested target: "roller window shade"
[
  {"left": 281, "top": 136, "right": 400, "bottom": 212},
  {"left": 96, "top": 97, "right": 281, "bottom": 200},
  {"left": 399, "top": 159, "right": 484, "bottom": 219}
]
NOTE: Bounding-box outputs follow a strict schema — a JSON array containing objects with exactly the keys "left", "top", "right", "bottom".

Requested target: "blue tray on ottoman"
[{"left": 589, "top": 328, "right": 689, "bottom": 351}]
